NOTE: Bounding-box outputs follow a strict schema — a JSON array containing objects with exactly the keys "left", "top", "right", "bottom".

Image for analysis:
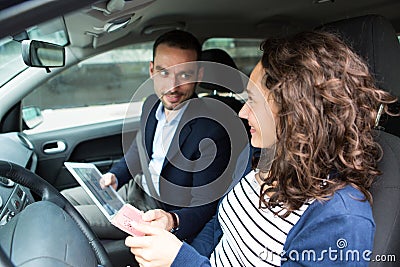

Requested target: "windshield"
[{"left": 0, "top": 17, "right": 69, "bottom": 88}]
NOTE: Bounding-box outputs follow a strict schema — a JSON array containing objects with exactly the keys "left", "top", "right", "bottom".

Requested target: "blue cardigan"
[{"left": 172, "top": 185, "right": 375, "bottom": 266}]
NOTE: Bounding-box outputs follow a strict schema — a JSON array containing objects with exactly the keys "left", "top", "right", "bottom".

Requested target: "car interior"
[{"left": 0, "top": 0, "right": 399, "bottom": 266}]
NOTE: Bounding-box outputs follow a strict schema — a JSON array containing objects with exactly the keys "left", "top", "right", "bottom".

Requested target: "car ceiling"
[
  {"left": 64, "top": 0, "right": 400, "bottom": 49},
  {"left": 1, "top": 0, "right": 400, "bottom": 53}
]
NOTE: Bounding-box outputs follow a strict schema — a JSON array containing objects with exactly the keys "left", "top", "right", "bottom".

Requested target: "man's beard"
[{"left": 161, "top": 91, "right": 192, "bottom": 110}]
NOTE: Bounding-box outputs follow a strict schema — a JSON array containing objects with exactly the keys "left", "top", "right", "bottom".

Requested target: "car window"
[
  {"left": 202, "top": 38, "right": 262, "bottom": 76},
  {"left": 23, "top": 42, "right": 153, "bottom": 134}
]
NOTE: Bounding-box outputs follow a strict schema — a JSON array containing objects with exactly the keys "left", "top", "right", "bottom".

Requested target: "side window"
[
  {"left": 202, "top": 38, "right": 262, "bottom": 76},
  {"left": 22, "top": 42, "right": 153, "bottom": 134}
]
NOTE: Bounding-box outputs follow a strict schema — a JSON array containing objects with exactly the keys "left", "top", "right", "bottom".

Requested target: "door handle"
[{"left": 43, "top": 141, "right": 67, "bottom": 154}]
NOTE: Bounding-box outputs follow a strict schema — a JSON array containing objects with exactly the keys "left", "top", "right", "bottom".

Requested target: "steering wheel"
[{"left": 0, "top": 161, "right": 113, "bottom": 267}]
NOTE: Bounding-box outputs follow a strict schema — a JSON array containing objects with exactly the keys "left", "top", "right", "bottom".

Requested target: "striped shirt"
[{"left": 210, "top": 170, "right": 311, "bottom": 266}]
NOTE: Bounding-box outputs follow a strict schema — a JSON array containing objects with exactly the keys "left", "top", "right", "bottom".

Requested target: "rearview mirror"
[
  {"left": 21, "top": 40, "right": 65, "bottom": 68},
  {"left": 22, "top": 106, "right": 43, "bottom": 129}
]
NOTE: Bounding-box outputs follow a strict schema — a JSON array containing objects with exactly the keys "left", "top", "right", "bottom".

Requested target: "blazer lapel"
[{"left": 144, "top": 100, "right": 159, "bottom": 157}]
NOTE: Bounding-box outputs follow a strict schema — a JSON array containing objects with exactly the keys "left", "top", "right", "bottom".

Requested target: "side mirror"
[
  {"left": 21, "top": 40, "right": 65, "bottom": 68},
  {"left": 22, "top": 106, "right": 43, "bottom": 129}
]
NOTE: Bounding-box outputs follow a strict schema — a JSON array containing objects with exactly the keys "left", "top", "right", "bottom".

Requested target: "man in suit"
[{"left": 62, "top": 30, "right": 248, "bottom": 241}]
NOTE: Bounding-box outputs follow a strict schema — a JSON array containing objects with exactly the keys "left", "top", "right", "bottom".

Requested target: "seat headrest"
[
  {"left": 319, "top": 15, "right": 400, "bottom": 98},
  {"left": 199, "top": 48, "right": 244, "bottom": 93},
  {"left": 201, "top": 48, "right": 238, "bottom": 70}
]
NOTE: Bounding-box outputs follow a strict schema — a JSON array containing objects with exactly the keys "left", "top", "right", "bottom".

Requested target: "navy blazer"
[{"left": 110, "top": 94, "right": 248, "bottom": 241}]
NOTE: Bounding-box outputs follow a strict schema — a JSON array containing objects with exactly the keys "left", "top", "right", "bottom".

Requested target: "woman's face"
[{"left": 239, "top": 62, "right": 277, "bottom": 148}]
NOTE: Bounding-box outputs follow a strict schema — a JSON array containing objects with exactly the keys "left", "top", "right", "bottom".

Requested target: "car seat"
[
  {"left": 319, "top": 15, "right": 400, "bottom": 266},
  {"left": 198, "top": 48, "right": 251, "bottom": 139},
  {"left": 319, "top": 14, "right": 400, "bottom": 138},
  {"left": 198, "top": 48, "right": 246, "bottom": 114}
]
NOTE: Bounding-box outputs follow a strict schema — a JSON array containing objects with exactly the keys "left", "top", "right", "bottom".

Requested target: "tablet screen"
[{"left": 64, "top": 162, "right": 125, "bottom": 220}]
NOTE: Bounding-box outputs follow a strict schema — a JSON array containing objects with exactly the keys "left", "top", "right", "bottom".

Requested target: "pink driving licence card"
[{"left": 111, "top": 204, "right": 145, "bottom": 236}]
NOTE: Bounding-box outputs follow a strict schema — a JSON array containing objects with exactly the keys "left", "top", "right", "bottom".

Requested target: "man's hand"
[
  {"left": 125, "top": 222, "right": 183, "bottom": 267},
  {"left": 142, "top": 209, "right": 176, "bottom": 231},
  {"left": 99, "top": 172, "right": 118, "bottom": 190}
]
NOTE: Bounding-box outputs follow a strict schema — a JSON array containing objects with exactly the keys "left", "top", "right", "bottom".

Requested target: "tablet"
[
  {"left": 64, "top": 162, "right": 145, "bottom": 236},
  {"left": 64, "top": 162, "right": 125, "bottom": 220}
]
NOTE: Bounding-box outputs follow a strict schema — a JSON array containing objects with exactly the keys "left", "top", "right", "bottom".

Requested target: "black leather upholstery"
[
  {"left": 0, "top": 201, "right": 99, "bottom": 267},
  {"left": 320, "top": 15, "right": 400, "bottom": 266},
  {"left": 372, "top": 130, "right": 400, "bottom": 266}
]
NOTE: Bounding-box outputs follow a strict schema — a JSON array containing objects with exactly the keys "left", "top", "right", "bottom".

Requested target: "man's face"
[{"left": 150, "top": 44, "right": 202, "bottom": 110}]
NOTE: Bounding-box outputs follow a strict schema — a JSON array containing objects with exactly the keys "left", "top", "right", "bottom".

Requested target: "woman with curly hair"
[{"left": 125, "top": 31, "right": 397, "bottom": 266}]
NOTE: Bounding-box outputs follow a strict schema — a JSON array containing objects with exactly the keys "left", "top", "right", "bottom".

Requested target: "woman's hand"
[{"left": 125, "top": 221, "right": 183, "bottom": 267}]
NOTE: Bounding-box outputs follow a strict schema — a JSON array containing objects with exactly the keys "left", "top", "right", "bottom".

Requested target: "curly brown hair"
[{"left": 258, "top": 31, "right": 397, "bottom": 216}]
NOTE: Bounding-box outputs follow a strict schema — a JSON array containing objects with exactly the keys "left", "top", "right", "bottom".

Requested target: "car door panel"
[{"left": 25, "top": 118, "right": 140, "bottom": 191}]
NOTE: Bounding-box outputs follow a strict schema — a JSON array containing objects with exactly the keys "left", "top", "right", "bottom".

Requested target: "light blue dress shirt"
[{"left": 141, "top": 102, "right": 188, "bottom": 195}]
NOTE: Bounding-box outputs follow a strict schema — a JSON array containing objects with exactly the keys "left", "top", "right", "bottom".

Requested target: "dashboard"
[{"left": 0, "top": 132, "right": 36, "bottom": 225}]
